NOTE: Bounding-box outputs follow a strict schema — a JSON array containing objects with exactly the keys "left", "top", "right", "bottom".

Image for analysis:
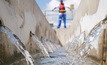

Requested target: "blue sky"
[
  {"left": 36, "top": 0, "right": 50, "bottom": 10},
  {"left": 36, "top": 0, "right": 81, "bottom": 10}
]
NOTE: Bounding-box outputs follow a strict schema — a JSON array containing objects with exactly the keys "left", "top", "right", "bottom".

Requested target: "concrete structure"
[
  {"left": 0, "top": 0, "right": 107, "bottom": 65},
  {"left": 0, "top": 0, "right": 59, "bottom": 45},
  {"left": 56, "top": 0, "right": 107, "bottom": 45},
  {"left": 0, "top": 0, "right": 60, "bottom": 64}
]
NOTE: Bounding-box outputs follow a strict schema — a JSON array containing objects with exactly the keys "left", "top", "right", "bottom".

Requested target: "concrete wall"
[
  {"left": 58, "top": 0, "right": 107, "bottom": 47},
  {"left": 0, "top": 0, "right": 60, "bottom": 64},
  {"left": 57, "top": 0, "right": 106, "bottom": 45},
  {"left": 70, "top": 0, "right": 107, "bottom": 62},
  {"left": 0, "top": 0, "right": 59, "bottom": 45},
  {"left": 55, "top": 28, "right": 75, "bottom": 46}
]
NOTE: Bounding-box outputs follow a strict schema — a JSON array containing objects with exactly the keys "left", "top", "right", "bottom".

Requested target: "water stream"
[
  {"left": 79, "top": 19, "right": 107, "bottom": 57},
  {"left": 0, "top": 26, "right": 35, "bottom": 65},
  {"left": 34, "top": 18, "right": 107, "bottom": 65},
  {"left": 69, "top": 18, "right": 107, "bottom": 64},
  {"left": 0, "top": 17, "right": 106, "bottom": 65},
  {"left": 30, "top": 32, "right": 49, "bottom": 57}
]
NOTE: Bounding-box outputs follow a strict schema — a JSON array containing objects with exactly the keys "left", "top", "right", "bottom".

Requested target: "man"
[{"left": 52, "top": 0, "right": 70, "bottom": 28}]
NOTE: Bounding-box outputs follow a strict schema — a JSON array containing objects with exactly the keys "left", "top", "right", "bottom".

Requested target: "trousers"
[{"left": 57, "top": 13, "right": 66, "bottom": 28}]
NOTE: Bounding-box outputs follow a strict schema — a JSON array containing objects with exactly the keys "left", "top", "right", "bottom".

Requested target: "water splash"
[
  {"left": 44, "top": 40, "right": 56, "bottom": 52},
  {"left": 42, "top": 38, "right": 54, "bottom": 53},
  {"left": 80, "top": 19, "right": 107, "bottom": 56},
  {"left": 32, "top": 18, "right": 107, "bottom": 65},
  {"left": 65, "top": 32, "right": 85, "bottom": 52},
  {"left": 35, "top": 31, "right": 99, "bottom": 65},
  {"left": 30, "top": 32, "right": 49, "bottom": 57},
  {"left": 65, "top": 32, "right": 87, "bottom": 65},
  {"left": 65, "top": 18, "right": 107, "bottom": 65},
  {"left": 42, "top": 38, "right": 60, "bottom": 53},
  {"left": 0, "top": 26, "right": 35, "bottom": 65}
]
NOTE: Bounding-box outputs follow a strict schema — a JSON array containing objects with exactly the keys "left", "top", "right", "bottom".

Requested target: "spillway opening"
[
  {"left": 0, "top": 19, "right": 4, "bottom": 27},
  {"left": 0, "top": 20, "right": 2, "bottom": 26}
]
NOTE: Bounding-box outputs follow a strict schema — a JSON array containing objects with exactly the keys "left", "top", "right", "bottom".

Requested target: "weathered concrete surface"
[
  {"left": 55, "top": 28, "right": 74, "bottom": 46},
  {"left": 99, "top": 29, "right": 107, "bottom": 65},
  {"left": 56, "top": 0, "right": 107, "bottom": 44},
  {"left": 72, "top": 0, "right": 107, "bottom": 62},
  {"left": 0, "top": 0, "right": 59, "bottom": 45},
  {"left": 0, "top": 0, "right": 60, "bottom": 64},
  {"left": 56, "top": 0, "right": 100, "bottom": 45}
]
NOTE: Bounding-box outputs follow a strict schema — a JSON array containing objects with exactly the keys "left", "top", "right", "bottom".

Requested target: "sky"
[
  {"left": 36, "top": 0, "right": 50, "bottom": 10},
  {"left": 36, "top": 0, "right": 81, "bottom": 10}
]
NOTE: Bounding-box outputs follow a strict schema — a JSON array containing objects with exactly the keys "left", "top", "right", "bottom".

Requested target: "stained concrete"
[
  {"left": 0, "top": 0, "right": 60, "bottom": 64},
  {"left": 0, "top": 0, "right": 107, "bottom": 65},
  {"left": 0, "top": 0, "right": 59, "bottom": 45}
]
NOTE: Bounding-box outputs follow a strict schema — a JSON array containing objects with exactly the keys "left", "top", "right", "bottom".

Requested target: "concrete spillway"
[{"left": 0, "top": 0, "right": 107, "bottom": 65}]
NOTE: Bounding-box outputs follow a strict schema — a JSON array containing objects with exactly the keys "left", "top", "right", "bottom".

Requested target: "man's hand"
[{"left": 67, "top": 7, "right": 71, "bottom": 11}]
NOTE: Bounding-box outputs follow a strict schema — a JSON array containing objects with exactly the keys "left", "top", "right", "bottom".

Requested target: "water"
[
  {"left": 63, "top": 19, "right": 107, "bottom": 65},
  {"left": 65, "top": 32, "right": 85, "bottom": 52},
  {"left": 42, "top": 39, "right": 54, "bottom": 53},
  {"left": 34, "top": 19, "right": 107, "bottom": 65},
  {"left": 0, "top": 26, "right": 35, "bottom": 65},
  {"left": 35, "top": 44, "right": 99, "bottom": 65},
  {"left": 30, "top": 32, "right": 49, "bottom": 57},
  {"left": 0, "top": 18, "right": 106, "bottom": 65},
  {"left": 80, "top": 19, "right": 107, "bottom": 57},
  {"left": 74, "top": 19, "right": 107, "bottom": 64},
  {"left": 33, "top": 30, "right": 100, "bottom": 65},
  {"left": 42, "top": 38, "right": 61, "bottom": 53}
]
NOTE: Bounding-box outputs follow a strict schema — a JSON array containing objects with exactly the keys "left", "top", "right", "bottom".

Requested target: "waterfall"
[
  {"left": 0, "top": 26, "right": 35, "bottom": 65},
  {"left": 41, "top": 38, "right": 54, "bottom": 53},
  {"left": 80, "top": 19, "right": 107, "bottom": 57},
  {"left": 66, "top": 18, "right": 107, "bottom": 65},
  {"left": 30, "top": 32, "right": 49, "bottom": 57}
]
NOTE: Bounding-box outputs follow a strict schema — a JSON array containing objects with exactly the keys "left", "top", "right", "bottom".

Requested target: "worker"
[{"left": 52, "top": 0, "right": 71, "bottom": 28}]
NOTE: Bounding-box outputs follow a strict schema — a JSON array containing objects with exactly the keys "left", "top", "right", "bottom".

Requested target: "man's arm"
[
  {"left": 66, "top": 7, "right": 71, "bottom": 11},
  {"left": 52, "top": 7, "right": 59, "bottom": 11}
]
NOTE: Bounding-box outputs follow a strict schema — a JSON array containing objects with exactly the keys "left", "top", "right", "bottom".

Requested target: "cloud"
[
  {"left": 46, "top": 0, "right": 59, "bottom": 10},
  {"left": 46, "top": 0, "right": 81, "bottom": 10}
]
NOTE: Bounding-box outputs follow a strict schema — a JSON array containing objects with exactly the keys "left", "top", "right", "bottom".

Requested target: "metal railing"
[{"left": 44, "top": 10, "right": 74, "bottom": 21}]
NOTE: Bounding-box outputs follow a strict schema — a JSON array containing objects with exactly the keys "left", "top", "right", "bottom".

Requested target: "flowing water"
[
  {"left": 34, "top": 19, "right": 107, "bottom": 65},
  {"left": 33, "top": 27, "right": 100, "bottom": 65},
  {"left": 42, "top": 38, "right": 61, "bottom": 53},
  {"left": 42, "top": 38, "right": 54, "bottom": 53},
  {"left": 79, "top": 19, "right": 107, "bottom": 57},
  {"left": 66, "top": 19, "right": 107, "bottom": 64},
  {"left": 0, "top": 26, "right": 35, "bottom": 65},
  {"left": 0, "top": 18, "right": 106, "bottom": 65},
  {"left": 30, "top": 32, "right": 49, "bottom": 57},
  {"left": 69, "top": 18, "right": 107, "bottom": 64}
]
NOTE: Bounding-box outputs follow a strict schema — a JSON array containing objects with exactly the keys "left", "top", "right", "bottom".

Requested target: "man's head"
[{"left": 60, "top": 0, "right": 63, "bottom": 3}]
